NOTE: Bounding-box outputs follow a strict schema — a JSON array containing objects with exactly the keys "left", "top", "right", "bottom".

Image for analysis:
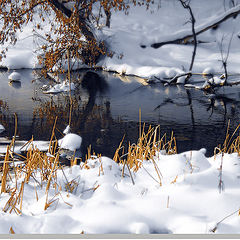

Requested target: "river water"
[{"left": 0, "top": 69, "right": 240, "bottom": 158}]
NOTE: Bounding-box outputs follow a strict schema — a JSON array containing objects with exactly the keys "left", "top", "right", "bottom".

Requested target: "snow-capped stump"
[
  {"left": 8, "top": 71, "right": 21, "bottom": 82},
  {"left": 0, "top": 124, "right": 5, "bottom": 133},
  {"left": 58, "top": 133, "right": 82, "bottom": 151}
]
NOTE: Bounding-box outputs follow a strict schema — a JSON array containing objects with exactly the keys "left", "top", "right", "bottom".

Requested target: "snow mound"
[
  {"left": 208, "top": 76, "right": 225, "bottom": 85},
  {"left": 8, "top": 71, "right": 21, "bottom": 81},
  {"left": 44, "top": 81, "right": 75, "bottom": 94},
  {"left": 129, "top": 222, "right": 150, "bottom": 234},
  {"left": 1, "top": 149, "right": 240, "bottom": 233},
  {"left": 58, "top": 133, "right": 82, "bottom": 151}
]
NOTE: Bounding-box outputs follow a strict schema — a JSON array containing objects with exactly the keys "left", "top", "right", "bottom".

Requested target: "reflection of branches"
[
  {"left": 154, "top": 88, "right": 196, "bottom": 126},
  {"left": 186, "top": 89, "right": 195, "bottom": 126},
  {"left": 154, "top": 86, "right": 240, "bottom": 131},
  {"left": 218, "top": 33, "right": 234, "bottom": 83}
]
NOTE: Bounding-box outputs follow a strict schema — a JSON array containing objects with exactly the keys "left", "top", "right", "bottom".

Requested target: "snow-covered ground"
[
  {"left": 1, "top": 0, "right": 240, "bottom": 80},
  {"left": 101, "top": 0, "right": 240, "bottom": 78},
  {"left": 1, "top": 148, "right": 240, "bottom": 234}
]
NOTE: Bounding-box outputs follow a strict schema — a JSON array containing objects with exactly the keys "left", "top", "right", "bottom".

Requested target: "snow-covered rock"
[
  {"left": 8, "top": 71, "right": 21, "bottom": 81},
  {"left": 58, "top": 133, "right": 82, "bottom": 151}
]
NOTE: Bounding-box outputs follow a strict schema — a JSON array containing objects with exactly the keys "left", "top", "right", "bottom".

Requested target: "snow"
[
  {"left": 44, "top": 81, "right": 75, "bottom": 94},
  {"left": 1, "top": 149, "right": 240, "bottom": 233},
  {"left": 63, "top": 125, "right": 71, "bottom": 135},
  {"left": 0, "top": 0, "right": 240, "bottom": 81},
  {"left": 8, "top": 71, "right": 21, "bottom": 81},
  {"left": 0, "top": 124, "right": 5, "bottom": 133},
  {"left": 58, "top": 133, "right": 82, "bottom": 151},
  {"left": 202, "top": 67, "right": 215, "bottom": 75},
  {"left": 0, "top": 140, "right": 49, "bottom": 154},
  {"left": 208, "top": 76, "right": 225, "bottom": 85}
]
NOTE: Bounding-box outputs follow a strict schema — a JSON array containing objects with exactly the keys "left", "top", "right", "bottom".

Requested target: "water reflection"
[
  {"left": 8, "top": 81, "right": 21, "bottom": 89},
  {"left": 0, "top": 69, "right": 239, "bottom": 157}
]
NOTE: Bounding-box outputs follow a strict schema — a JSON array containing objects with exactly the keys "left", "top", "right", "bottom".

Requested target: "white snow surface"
[
  {"left": 63, "top": 125, "right": 71, "bottom": 135},
  {"left": 0, "top": 140, "right": 49, "bottom": 154},
  {"left": 1, "top": 149, "right": 240, "bottom": 233},
  {"left": 58, "top": 133, "right": 82, "bottom": 151}
]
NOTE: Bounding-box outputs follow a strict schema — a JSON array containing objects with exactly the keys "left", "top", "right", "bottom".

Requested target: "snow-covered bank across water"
[
  {"left": 101, "top": 0, "right": 240, "bottom": 78},
  {"left": 1, "top": 146, "right": 240, "bottom": 234},
  {"left": 1, "top": 0, "right": 240, "bottom": 82}
]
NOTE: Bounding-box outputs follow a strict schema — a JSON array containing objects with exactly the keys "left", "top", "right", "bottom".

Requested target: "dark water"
[{"left": 0, "top": 69, "right": 240, "bottom": 158}]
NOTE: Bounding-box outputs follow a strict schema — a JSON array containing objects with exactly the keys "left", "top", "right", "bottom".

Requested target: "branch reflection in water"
[{"left": 0, "top": 69, "right": 240, "bottom": 158}]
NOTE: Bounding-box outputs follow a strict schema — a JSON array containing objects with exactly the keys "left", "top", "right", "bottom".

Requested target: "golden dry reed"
[
  {"left": 214, "top": 121, "right": 240, "bottom": 157},
  {"left": 0, "top": 117, "right": 72, "bottom": 215},
  {"left": 114, "top": 124, "right": 177, "bottom": 172}
]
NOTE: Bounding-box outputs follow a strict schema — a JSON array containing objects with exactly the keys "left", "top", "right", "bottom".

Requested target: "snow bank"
[
  {"left": 1, "top": 148, "right": 240, "bottom": 234},
  {"left": 1, "top": 0, "right": 240, "bottom": 80}
]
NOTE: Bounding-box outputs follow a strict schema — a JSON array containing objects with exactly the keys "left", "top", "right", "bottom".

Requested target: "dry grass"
[
  {"left": 214, "top": 121, "right": 240, "bottom": 157},
  {"left": 0, "top": 117, "right": 69, "bottom": 215},
  {"left": 113, "top": 124, "right": 177, "bottom": 172},
  {"left": 2, "top": 113, "right": 239, "bottom": 219}
]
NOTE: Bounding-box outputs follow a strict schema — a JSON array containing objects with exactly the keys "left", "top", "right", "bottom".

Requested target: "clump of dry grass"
[
  {"left": 0, "top": 117, "right": 71, "bottom": 215},
  {"left": 214, "top": 121, "right": 240, "bottom": 157},
  {"left": 113, "top": 124, "right": 177, "bottom": 173}
]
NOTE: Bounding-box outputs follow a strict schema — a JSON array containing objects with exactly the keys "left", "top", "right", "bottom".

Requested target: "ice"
[{"left": 0, "top": 140, "right": 49, "bottom": 153}]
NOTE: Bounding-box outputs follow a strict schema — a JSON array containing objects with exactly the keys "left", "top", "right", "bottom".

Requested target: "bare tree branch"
[{"left": 151, "top": 4, "right": 240, "bottom": 48}]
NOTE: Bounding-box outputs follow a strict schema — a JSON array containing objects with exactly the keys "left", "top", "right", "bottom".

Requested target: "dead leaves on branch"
[{"left": 0, "top": 0, "right": 153, "bottom": 73}]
